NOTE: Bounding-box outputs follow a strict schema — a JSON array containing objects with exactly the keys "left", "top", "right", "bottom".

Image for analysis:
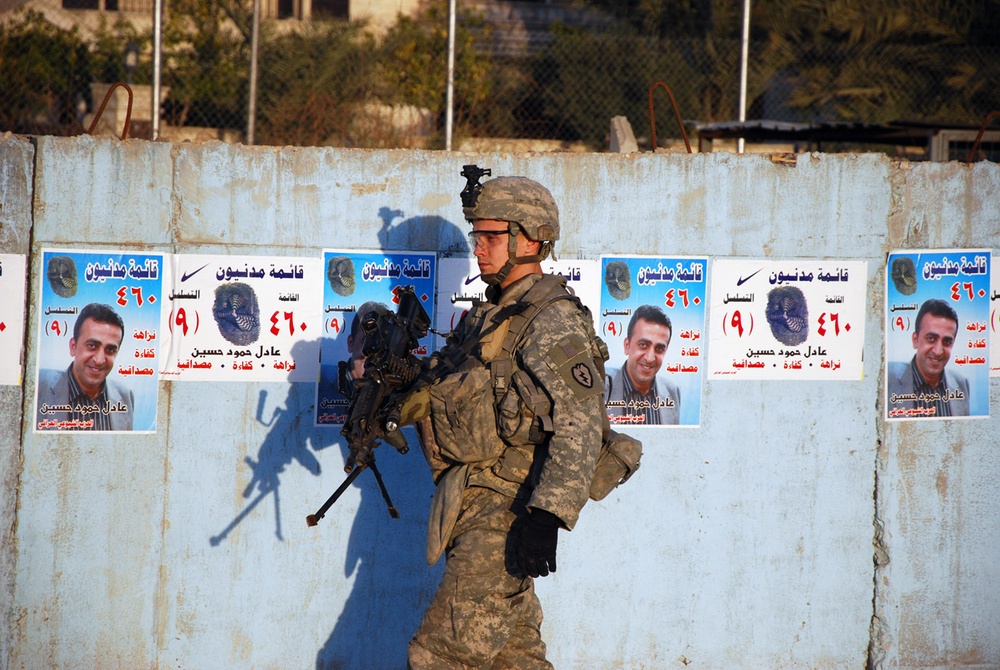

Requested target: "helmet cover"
[{"left": 464, "top": 176, "right": 559, "bottom": 242}]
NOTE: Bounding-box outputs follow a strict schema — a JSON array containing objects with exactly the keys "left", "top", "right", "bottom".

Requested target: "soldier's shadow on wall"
[
  {"left": 210, "top": 211, "right": 468, "bottom": 668},
  {"left": 376, "top": 206, "right": 469, "bottom": 256},
  {"left": 314, "top": 209, "right": 469, "bottom": 669},
  {"left": 209, "top": 339, "right": 333, "bottom": 546},
  {"left": 314, "top": 427, "right": 438, "bottom": 669}
]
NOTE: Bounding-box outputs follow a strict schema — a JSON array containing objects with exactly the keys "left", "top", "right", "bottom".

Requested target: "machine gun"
[{"left": 306, "top": 286, "right": 432, "bottom": 527}]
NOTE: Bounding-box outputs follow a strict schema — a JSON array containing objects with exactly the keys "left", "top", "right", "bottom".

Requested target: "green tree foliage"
[
  {"left": 569, "top": 0, "right": 1000, "bottom": 125},
  {"left": 530, "top": 23, "right": 700, "bottom": 145},
  {"left": 376, "top": 2, "right": 500, "bottom": 141},
  {"left": 3, "top": 0, "right": 994, "bottom": 144},
  {"left": 587, "top": 0, "right": 710, "bottom": 39},
  {"left": 751, "top": 0, "right": 1000, "bottom": 123},
  {"left": 90, "top": 15, "right": 151, "bottom": 85},
  {"left": 255, "top": 21, "right": 377, "bottom": 146},
  {"left": 162, "top": 0, "right": 252, "bottom": 129},
  {"left": 0, "top": 10, "right": 90, "bottom": 135}
]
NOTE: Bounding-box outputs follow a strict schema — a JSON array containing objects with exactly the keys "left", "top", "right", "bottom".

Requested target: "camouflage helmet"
[{"left": 464, "top": 176, "right": 560, "bottom": 242}]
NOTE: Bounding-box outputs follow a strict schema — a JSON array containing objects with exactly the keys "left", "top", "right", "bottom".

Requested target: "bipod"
[
  {"left": 368, "top": 458, "right": 400, "bottom": 519},
  {"left": 306, "top": 457, "right": 399, "bottom": 527}
]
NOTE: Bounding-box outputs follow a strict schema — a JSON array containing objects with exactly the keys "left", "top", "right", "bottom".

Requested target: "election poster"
[
  {"left": 437, "top": 257, "right": 486, "bottom": 351},
  {"left": 316, "top": 250, "right": 436, "bottom": 426},
  {"left": 0, "top": 254, "right": 27, "bottom": 386},
  {"left": 543, "top": 258, "right": 601, "bottom": 331},
  {"left": 158, "top": 254, "right": 322, "bottom": 382},
  {"left": 35, "top": 249, "right": 163, "bottom": 433},
  {"left": 992, "top": 260, "right": 999, "bottom": 377},
  {"left": 885, "top": 249, "right": 990, "bottom": 420},
  {"left": 437, "top": 258, "right": 600, "bottom": 351},
  {"left": 708, "top": 259, "right": 868, "bottom": 381},
  {"left": 599, "top": 256, "right": 708, "bottom": 427}
]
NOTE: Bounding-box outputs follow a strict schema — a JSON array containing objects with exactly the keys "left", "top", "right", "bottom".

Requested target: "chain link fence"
[{"left": 2, "top": 0, "right": 998, "bottom": 157}]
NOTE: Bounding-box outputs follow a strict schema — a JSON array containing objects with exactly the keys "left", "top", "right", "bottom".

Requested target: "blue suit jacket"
[
  {"left": 605, "top": 366, "right": 681, "bottom": 425},
  {"left": 36, "top": 368, "right": 135, "bottom": 431},
  {"left": 886, "top": 360, "right": 971, "bottom": 417}
]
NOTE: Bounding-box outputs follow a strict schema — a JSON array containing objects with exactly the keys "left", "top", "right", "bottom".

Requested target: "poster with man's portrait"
[
  {"left": 35, "top": 249, "right": 163, "bottom": 433},
  {"left": 599, "top": 256, "right": 708, "bottom": 427},
  {"left": 885, "top": 249, "right": 990, "bottom": 420},
  {"left": 315, "top": 250, "right": 436, "bottom": 426}
]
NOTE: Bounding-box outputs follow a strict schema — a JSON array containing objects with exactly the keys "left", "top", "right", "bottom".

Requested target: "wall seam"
[{"left": 868, "top": 159, "right": 908, "bottom": 670}]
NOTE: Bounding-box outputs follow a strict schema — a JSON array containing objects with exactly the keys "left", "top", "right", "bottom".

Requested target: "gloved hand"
[{"left": 516, "top": 508, "right": 561, "bottom": 578}]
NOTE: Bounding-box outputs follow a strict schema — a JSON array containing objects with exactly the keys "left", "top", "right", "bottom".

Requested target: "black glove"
[{"left": 516, "top": 508, "right": 561, "bottom": 578}]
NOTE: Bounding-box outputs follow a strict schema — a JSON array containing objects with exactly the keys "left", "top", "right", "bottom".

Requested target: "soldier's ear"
[{"left": 520, "top": 236, "right": 541, "bottom": 254}]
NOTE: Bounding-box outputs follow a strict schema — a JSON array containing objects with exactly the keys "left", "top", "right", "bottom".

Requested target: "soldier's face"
[
  {"left": 623, "top": 318, "right": 670, "bottom": 393},
  {"left": 911, "top": 313, "right": 956, "bottom": 385},
  {"left": 69, "top": 317, "right": 123, "bottom": 397},
  {"left": 470, "top": 219, "right": 512, "bottom": 277},
  {"left": 470, "top": 219, "right": 541, "bottom": 287}
]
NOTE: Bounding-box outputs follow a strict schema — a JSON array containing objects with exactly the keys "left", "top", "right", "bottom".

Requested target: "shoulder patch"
[
  {"left": 546, "top": 333, "right": 604, "bottom": 401},
  {"left": 571, "top": 362, "right": 594, "bottom": 388}
]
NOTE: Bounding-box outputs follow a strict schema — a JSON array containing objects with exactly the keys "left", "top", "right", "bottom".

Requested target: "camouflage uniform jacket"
[{"left": 426, "top": 273, "right": 605, "bottom": 530}]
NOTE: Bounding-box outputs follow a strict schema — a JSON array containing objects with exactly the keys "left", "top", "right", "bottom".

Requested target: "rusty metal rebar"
[
  {"left": 648, "top": 81, "right": 692, "bottom": 153},
  {"left": 966, "top": 110, "right": 999, "bottom": 164},
  {"left": 87, "top": 82, "right": 134, "bottom": 140}
]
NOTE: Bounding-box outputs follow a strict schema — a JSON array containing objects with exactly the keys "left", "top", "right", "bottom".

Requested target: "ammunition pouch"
[
  {"left": 589, "top": 429, "right": 643, "bottom": 501},
  {"left": 427, "top": 364, "right": 506, "bottom": 465}
]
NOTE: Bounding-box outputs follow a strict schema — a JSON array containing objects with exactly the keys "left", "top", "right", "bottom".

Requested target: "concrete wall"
[
  {"left": 1, "top": 134, "right": 998, "bottom": 669},
  {"left": 0, "top": 135, "right": 33, "bottom": 670}
]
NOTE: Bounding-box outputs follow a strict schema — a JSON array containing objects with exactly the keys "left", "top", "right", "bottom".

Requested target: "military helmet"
[{"left": 464, "top": 176, "right": 560, "bottom": 242}]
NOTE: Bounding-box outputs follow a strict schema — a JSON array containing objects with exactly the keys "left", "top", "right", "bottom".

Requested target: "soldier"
[{"left": 408, "top": 175, "right": 606, "bottom": 669}]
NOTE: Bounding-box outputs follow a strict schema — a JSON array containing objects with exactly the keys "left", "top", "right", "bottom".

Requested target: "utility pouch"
[
  {"left": 427, "top": 366, "right": 505, "bottom": 464},
  {"left": 588, "top": 429, "right": 643, "bottom": 501}
]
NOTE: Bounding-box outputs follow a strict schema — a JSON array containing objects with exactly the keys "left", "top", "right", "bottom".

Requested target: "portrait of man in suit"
[
  {"left": 36, "top": 302, "right": 134, "bottom": 431},
  {"left": 605, "top": 304, "right": 681, "bottom": 425},
  {"left": 886, "top": 298, "right": 970, "bottom": 418}
]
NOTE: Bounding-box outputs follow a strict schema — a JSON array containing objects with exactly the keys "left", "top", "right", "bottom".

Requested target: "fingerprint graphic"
[
  {"left": 47, "top": 255, "right": 78, "bottom": 298},
  {"left": 327, "top": 256, "right": 356, "bottom": 296},
  {"left": 605, "top": 261, "right": 631, "bottom": 300},
  {"left": 766, "top": 285, "right": 809, "bottom": 346},
  {"left": 213, "top": 283, "right": 260, "bottom": 346},
  {"left": 890, "top": 256, "right": 918, "bottom": 296}
]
